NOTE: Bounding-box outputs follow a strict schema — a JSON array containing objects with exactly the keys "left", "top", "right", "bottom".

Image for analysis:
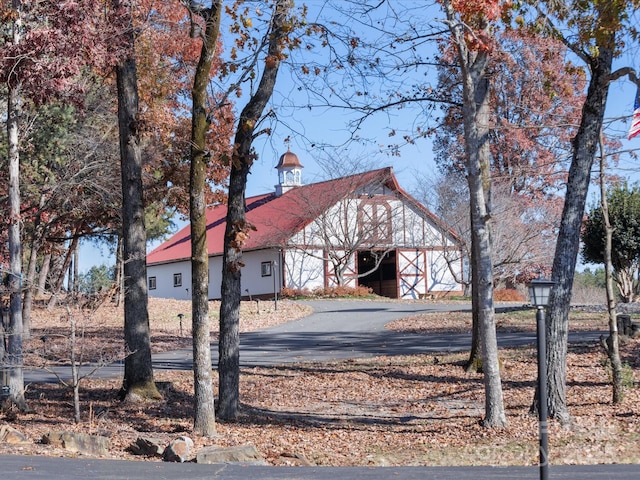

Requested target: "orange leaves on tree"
[
  {"left": 450, "top": 0, "right": 505, "bottom": 23},
  {"left": 0, "top": 0, "right": 120, "bottom": 105},
  {"left": 228, "top": 220, "right": 257, "bottom": 251},
  {"left": 446, "top": 0, "right": 513, "bottom": 52},
  {"left": 132, "top": 0, "right": 234, "bottom": 215}
]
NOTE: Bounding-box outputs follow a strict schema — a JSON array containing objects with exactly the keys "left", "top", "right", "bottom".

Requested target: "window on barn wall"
[
  {"left": 173, "top": 273, "right": 182, "bottom": 288},
  {"left": 358, "top": 199, "right": 392, "bottom": 244},
  {"left": 149, "top": 276, "right": 156, "bottom": 290},
  {"left": 261, "top": 261, "right": 272, "bottom": 277}
]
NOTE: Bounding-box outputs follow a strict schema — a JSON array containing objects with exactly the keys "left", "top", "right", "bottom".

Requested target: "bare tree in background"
[{"left": 597, "top": 132, "right": 624, "bottom": 403}]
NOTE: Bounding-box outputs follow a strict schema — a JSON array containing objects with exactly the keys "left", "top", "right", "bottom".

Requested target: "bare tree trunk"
[
  {"left": 187, "top": 0, "right": 223, "bottom": 437},
  {"left": 616, "top": 270, "right": 634, "bottom": 303},
  {"left": 22, "top": 243, "right": 38, "bottom": 341},
  {"left": 467, "top": 79, "right": 505, "bottom": 425},
  {"left": 443, "top": 0, "right": 506, "bottom": 427},
  {"left": 5, "top": 0, "right": 26, "bottom": 410},
  {"left": 598, "top": 131, "right": 624, "bottom": 403},
  {"left": 545, "top": 25, "right": 615, "bottom": 424},
  {"left": 23, "top": 195, "right": 48, "bottom": 339},
  {"left": 47, "top": 236, "right": 79, "bottom": 310},
  {"left": 72, "top": 245, "right": 79, "bottom": 296},
  {"left": 218, "top": 0, "right": 292, "bottom": 421},
  {"left": 67, "top": 307, "right": 81, "bottom": 423},
  {"left": 465, "top": 219, "right": 482, "bottom": 373},
  {"left": 115, "top": 0, "right": 159, "bottom": 402},
  {"left": 38, "top": 252, "right": 51, "bottom": 296},
  {"left": 0, "top": 308, "right": 5, "bottom": 377},
  {"left": 114, "top": 236, "right": 124, "bottom": 306},
  {"left": 21, "top": 254, "right": 36, "bottom": 339}
]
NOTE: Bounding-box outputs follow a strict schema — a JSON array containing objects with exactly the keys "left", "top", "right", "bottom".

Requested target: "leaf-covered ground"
[
  {"left": 4, "top": 298, "right": 640, "bottom": 466},
  {"left": 24, "top": 298, "right": 311, "bottom": 366}
]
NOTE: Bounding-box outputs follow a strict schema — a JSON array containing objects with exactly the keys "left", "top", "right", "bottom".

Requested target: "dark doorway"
[{"left": 357, "top": 250, "right": 397, "bottom": 298}]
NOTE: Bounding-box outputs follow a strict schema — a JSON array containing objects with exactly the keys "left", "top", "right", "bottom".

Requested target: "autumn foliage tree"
[
  {"left": 19, "top": 93, "right": 122, "bottom": 329},
  {"left": 182, "top": 0, "right": 224, "bottom": 437},
  {"left": 0, "top": 0, "right": 113, "bottom": 410},
  {"left": 439, "top": 0, "right": 507, "bottom": 427},
  {"left": 433, "top": 29, "right": 580, "bottom": 287},
  {"left": 218, "top": 0, "right": 297, "bottom": 422},
  {"left": 0, "top": 0, "right": 233, "bottom": 410},
  {"left": 524, "top": 0, "right": 640, "bottom": 423},
  {"left": 133, "top": 0, "right": 233, "bottom": 215}
]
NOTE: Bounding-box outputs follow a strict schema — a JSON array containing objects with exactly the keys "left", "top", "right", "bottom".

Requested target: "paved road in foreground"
[
  {"left": 2, "top": 454, "right": 640, "bottom": 479},
  {"left": 17, "top": 300, "right": 633, "bottom": 479}
]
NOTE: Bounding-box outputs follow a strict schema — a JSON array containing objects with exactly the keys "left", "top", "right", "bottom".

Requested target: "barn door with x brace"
[{"left": 398, "top": 249, "right": 427, "bottom": 299}]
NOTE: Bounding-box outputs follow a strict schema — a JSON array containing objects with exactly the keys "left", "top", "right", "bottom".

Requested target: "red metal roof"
[{"left": 146, "top": 167, "right": 449, "bottom": 265}]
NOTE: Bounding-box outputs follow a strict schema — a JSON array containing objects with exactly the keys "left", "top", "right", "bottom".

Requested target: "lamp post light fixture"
[{"left": 527, "top": 278, "right": 555, "bottom": 480}]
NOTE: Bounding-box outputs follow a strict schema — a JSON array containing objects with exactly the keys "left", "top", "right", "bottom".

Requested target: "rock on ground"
[
  {"left": 196, "top": 444, "right": 266, "bottom": 465},
  {"left": 162, "top": 436, "right": 194, "bottom": 463},
  {"left": 0, "top": 425, "right": 29, "bottom": 445},
  {"left": 41, "top": 431, "right": 110, "bottom": 457}
]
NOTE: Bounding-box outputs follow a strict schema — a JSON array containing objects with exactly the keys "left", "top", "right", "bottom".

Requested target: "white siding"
[
  {"left": 284, "top": 248, "right": 325, "bottom": 292},
  {"left": 389, "top": 199, "right": 456, "bottom": 249},
  {"left": 233, "top": 249, "right": 283, "bottom": 299},
  {"left": 427, "top": 249, "right": 461, "bottom": 293},
  {"left": 148, "top": 248, "right": 283, "bottom": 300},
  {"left": 295, "top": 196, "right": 458, "bottom": 251},
  {"left": 147, "top": 262, "right": 192, "bottom": 300}
]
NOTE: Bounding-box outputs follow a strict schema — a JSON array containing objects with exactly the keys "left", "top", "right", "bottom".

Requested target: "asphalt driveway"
[
  {"left": 26, "top": 299, "right": 602, "bottom": 382},
  {"left": 153, "top": 299, "right": 603, "bottom": 370}
]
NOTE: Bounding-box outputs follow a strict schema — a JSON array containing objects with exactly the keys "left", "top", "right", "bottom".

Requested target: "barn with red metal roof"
[{"left": 146, "top": 150, "right": 462, "bottom": 300}]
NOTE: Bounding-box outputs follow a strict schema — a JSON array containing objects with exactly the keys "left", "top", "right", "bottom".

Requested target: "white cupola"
[{"left": 275, "top": 148, "right": 303, "bottom": 196}]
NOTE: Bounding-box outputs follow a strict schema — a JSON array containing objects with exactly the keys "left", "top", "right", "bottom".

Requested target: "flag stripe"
[{"left": 629, "top": 86, "right": 640, "bottom": 140}]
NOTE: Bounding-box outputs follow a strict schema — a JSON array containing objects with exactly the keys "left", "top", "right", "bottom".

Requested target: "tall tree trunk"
[
  {"left": 47, "top": 235, "right": 79, "bottom": 310},
  {"left": 37, "top": 252, "right": 51, "bottom": 296},
  {"left": 114, "top": 236, "right": 124, "bottom": 306},
  {"left": 545, "top": 27, "right": 615, "bottom": 424},
  {"left": 467, "top": 74, "right": 505, "bottom": 427},
  {"left": 72, "top": 245, "right": 79, "bottom": 296},
  {"left": 22, "top": 195, "right": 46, "bottom": 340},
  {"left": 188, "top": 0, "right": 222, "bottom": 437},
  {"left": 5, "top": 0, "right": 26, "bottom": 410},
  {"left": 115, "top": 0, "right": 159, "bottom": 401},
  {"left": 218, "top": 0, "right": 292, "bottom": 421},
  {"left": 22, "top": 240, "right": 39, "bottom": 341},
  {"left": 598, "top": 131, "right": 624, "bottom": 403},
  {"left": 443, "top": 0, "right": 506, "bottom": 427},
  {"left": 465, "top": 219, "right": 482, "bottom": 372}
]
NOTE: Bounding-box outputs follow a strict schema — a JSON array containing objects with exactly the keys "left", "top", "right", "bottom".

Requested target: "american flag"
[{"left": 629, "top": 86, "right": 640, "bottom": 140}]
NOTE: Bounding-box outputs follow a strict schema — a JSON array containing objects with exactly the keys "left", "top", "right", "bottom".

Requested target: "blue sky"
[{"left": 77, "top": 2, "right": 640, "bottom": 274}]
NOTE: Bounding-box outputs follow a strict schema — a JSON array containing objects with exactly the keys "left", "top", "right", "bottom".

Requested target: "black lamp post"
[{"left": 527, "top": 278, "right": 555, "bottom": 480}]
